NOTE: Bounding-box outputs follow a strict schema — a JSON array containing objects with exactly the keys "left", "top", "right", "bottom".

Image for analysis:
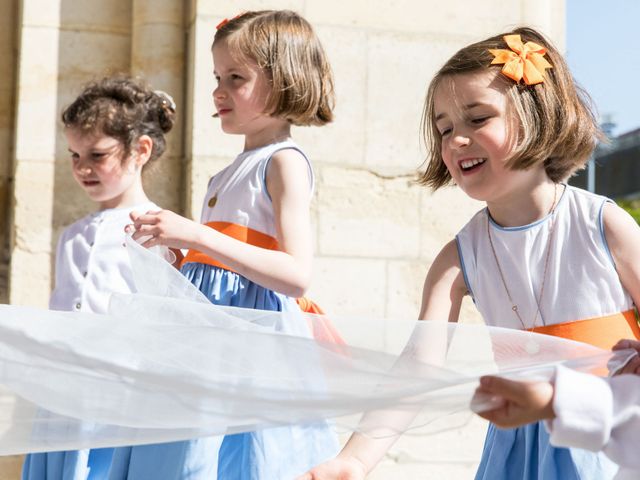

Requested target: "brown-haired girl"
[
  {"left": 121, "top": 9, "right": 338, "bottom": 480},
  {"left": 22, "top": 75, "right": 176, "bottom": 480},
  {"left": 301, "top": 26, "right": 640, "bottom": 480}
]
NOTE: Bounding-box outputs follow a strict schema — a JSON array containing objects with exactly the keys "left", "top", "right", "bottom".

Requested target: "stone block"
[
  {"left": 307, "top": 256, "right": 386, "bottom": 320},
  {"left": 365, "top": 33, "right": 464, "bottom": 171},
  {"left": 9, "top": 249, "right": 52, "bottom": 307},
  {"left": 316, "top": 166, "right": 420, "bottom": 258},
  {"left": 12, "top": 161, "right": 54, "bottom": 253},
  {"left": 133, "top": 0, "right": 183, "bottom": 26},
  {"left": 195, "top": 0, "right": 301, "bottom": 19},
  {"left": 419, "top": 187, "right": 483, "bottom": 260},
  {"left": 305, "top": 0, "right": 519, "bottom": 36},
  {"left": 386, "top": 260, "right": 427, "bottom": 320}
]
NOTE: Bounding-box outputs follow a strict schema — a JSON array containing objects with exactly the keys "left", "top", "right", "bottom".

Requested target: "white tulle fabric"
[{"left": 0, "top": 239, "right": 626, "bottom": 454}]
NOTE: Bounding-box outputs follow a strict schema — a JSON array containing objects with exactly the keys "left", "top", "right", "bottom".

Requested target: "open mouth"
[
  {"left": 83, "top": 180, "right": 100, "bottom": 187},
  {"left": 217, "top": 108, "right": 232, "bottom": 116},
  {"left": 459, "top": 158, "right": 486, "bottom": 173}
]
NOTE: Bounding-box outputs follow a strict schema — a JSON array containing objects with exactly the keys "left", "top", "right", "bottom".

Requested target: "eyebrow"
[{"left": 435, "top": 102, "right": 487, "bottom": 121}]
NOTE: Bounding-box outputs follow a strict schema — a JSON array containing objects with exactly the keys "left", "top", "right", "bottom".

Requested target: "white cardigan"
[{"left": 50, "top": 202, "right": 157, "bottom": 314}]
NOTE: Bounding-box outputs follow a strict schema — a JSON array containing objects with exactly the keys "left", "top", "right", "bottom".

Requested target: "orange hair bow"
[
  {"left": 216, "top": 13, "right": 244, "bottom": 30},
  {"left": 489, "top": 34, "right": 552, "bottom": 85}
]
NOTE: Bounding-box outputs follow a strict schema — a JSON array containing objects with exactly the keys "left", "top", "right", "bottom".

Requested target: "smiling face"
[
  {"left": 433, "top": 70, "right": 542, "bottom": 204},
  {"left": 212, "top": 40, "right": 288, "bottom": 148},
  {"left": 66, "top": 128, "right": 143, "bottom": 210}
]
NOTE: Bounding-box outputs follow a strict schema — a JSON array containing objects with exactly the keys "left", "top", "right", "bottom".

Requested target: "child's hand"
[
  {"left": 296, "top": 457, "right": 366, "bottom": 480},
  {"left": 611, "top": 339, "right": 640, "bottom": 375},
  {"left": 472, "top": 376, "right": 555, "bottom": 429},
  {"left": 128, "top": 210, "right": 202, "bottom": 250}
]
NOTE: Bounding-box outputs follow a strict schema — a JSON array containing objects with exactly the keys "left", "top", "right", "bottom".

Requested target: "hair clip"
[
  {"left": 154, "top": 90, "right": 177, "bottom": 111},
  {"left": 216, "top": 13, "right": 244, "bottom": 30},
  {"left": 489, "top": 34, "right": 552, "bottom": 85}
]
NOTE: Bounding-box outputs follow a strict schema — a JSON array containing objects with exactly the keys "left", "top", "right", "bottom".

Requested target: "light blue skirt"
[
  {"left": 475, "top": 422, "right": 618, "bottom": 480},
  {"left": 107, "top": 262, "right": 339, "bottom": 479}
]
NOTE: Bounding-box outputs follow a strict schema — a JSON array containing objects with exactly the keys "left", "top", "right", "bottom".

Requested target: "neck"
[
  {"left": 99, "top": 180, "right": 150, "bottom": 210},
  {"left": 486, "top": 178, "right": 559, "bottom": 228},
  {"left": 243, "top": 122, "right": 291, "bottom": 151}
]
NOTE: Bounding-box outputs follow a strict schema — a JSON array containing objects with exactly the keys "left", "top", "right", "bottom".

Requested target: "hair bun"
[
  {"left": 153, "top": 90, "right": 177, "bottom": 133},
  {"left": 154, "top": 90, "right": 177, "bottom": 112}
]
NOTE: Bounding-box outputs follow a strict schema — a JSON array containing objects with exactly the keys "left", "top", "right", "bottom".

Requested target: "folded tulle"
[{"left": 0, "top": 239, "right": 623, "bottom": 454}]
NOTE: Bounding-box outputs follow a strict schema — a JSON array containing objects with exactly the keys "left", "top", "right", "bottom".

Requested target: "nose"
[
  {"left": 73, "top": 158, "right": 92, "bottom": 175},
  {"left": 450, "top": 132, "right": 471, "bottom": 150},
  {"left": 213, "top": 84, "right": 226, "bottom": 100}
]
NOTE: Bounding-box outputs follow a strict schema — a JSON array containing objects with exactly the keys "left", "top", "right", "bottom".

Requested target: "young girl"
[
  {"left": 300, "top": 27, "right": 640, "bottom": 480},
  {"left": 119, "top": 9, "right": 339, "bottom": 480},
  {"left": 22, "top": 76, "right": 176, "bottom": 479}
]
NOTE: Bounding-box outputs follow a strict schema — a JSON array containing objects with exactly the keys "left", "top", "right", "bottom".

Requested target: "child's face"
[
  {"left": 211, "top": 41, "right": 275, "bottom": 138},
  {"left": 433, "top": 70, "right": 532, "bottom": 202},
  {"left": 66, "top": 128, "right": 140, "bottom": 209}
]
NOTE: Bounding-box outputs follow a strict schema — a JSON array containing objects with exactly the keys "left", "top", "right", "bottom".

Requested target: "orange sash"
[
  {"left": 182, "top": 222, "right": 346, "bottom": 346},
  {"left": 181, "top": 222, "right": 279, "bottom": 272},
  {"left": 529, "top": 309, "right": 640, "bottom": 350}
]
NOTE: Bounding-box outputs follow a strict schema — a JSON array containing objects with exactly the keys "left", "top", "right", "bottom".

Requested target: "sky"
[{"left": 567, "top": 0, "right": 640, "bottom": 136}]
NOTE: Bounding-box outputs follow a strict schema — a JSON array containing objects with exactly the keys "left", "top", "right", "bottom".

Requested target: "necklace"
[{"left": 486, "top": 184, "right": 558, "bottom": 355}]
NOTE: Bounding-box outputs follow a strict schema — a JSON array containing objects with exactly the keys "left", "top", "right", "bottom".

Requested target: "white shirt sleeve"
[{"left": 547, "top": 364, "right": 640, "bottom": 469}]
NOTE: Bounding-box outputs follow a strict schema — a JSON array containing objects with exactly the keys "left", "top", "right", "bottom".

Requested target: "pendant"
[
  {"left": 208, "top": 196, "right": 217, "bottom": 208},
  {"left": 525, "top": 339, "right": 540, "bottom": 355}
]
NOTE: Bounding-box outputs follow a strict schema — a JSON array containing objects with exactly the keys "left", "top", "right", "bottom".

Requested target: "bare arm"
[
  {"left": 299, "top": 240, "right": 468, "bottom": 479},
  {"left": 130, "top": 149, "right": 313, "bottom": 297},
  {"left": 602, "top": 201, "right": 640, "bottom": 309}
]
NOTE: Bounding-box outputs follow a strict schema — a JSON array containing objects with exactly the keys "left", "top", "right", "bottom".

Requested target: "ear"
[{"left": 134, "top": 135, "right": 154, "bottom": 167}]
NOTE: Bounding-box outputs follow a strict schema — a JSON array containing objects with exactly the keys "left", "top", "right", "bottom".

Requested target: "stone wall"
[{"left": 0, "top": 0, "right": 565, "bottom": 477}]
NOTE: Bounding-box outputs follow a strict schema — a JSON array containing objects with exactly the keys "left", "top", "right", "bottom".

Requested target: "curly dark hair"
[{"left": 62, "top": 75, "right": 176, "bottom": 165}]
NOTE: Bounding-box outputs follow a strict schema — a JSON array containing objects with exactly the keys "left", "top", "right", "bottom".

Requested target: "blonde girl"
[
  {"left": 302, "top": 26, "right": 640, "bottom": 480},
  {"left": 118, "top": 10, "right": 339, "bottom": 480}
]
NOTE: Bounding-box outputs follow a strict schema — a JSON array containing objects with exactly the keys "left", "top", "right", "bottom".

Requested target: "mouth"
[
  {"left": 216, "top": 108, "right": 232, "bottom": 116},
  {"left": 82, "top": 180, "right": 100, "bottom": 187},
  {"left": 458, "top": 158, "right": 486, "bottom": 173}
]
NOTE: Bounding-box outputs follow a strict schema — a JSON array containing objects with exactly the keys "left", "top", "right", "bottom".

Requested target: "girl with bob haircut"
[
  {"left": 120, "top": 9, "right": 339, "bottom": 480},
  {"left": 300, "top": 26, "right": 640, "bottom": 480}
]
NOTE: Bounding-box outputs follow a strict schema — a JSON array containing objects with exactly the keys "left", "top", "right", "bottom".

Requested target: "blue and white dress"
[
  {"left": 108, "top": 139, "right": 338, "bottom": 479},
  {"left": 22, "top": 201, "right": 158, "bottom": 480},
  {"left": 456, "top": 185, "right": 630, "bottom": 479}
]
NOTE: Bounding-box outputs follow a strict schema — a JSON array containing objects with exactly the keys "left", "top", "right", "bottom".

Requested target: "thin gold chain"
[{"left": 486, "top": 184, "right": 558, "bottom": 330}]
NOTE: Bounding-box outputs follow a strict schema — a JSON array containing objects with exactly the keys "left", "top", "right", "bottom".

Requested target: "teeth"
[{"left": 460, "top": 158, "right": 486, "bottom": 169}]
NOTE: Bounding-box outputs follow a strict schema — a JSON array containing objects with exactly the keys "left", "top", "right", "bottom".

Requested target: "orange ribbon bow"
[
  {"left": 489, "top": 34, "right": 552, "bottom": 85},
  {"left": 216, "top": 13, "right": 244, "bottom": 30}
]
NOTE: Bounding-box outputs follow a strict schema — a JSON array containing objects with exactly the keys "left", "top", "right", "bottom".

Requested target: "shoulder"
[
  {"left": 266, "top": 146, "right": 312, "bottom": 192},
  {"left": 602, "top": 201, "right": 640, "bottom": 244},
  {"left": 57, "top": 212, "right": 94, "bottom": 240},
  {"left": 268, "top": 147, "right": 308, "bottom": 170}
]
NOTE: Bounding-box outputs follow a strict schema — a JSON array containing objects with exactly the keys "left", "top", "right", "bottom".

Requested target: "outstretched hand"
[
  {"left": 612, "top": 339, "right": 640, "bottom": 375},
  {"left": 472, "top": 376, "right": 555, "bottom": 429},
  {"left": 296, "top": 457, "right": 366, "bottom": 480},
  {"left": 127, "top": 209, "right": 202, "bottom": 250}
]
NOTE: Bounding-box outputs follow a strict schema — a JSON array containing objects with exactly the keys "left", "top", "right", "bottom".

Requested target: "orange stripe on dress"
[
  {"left": 529, "top": 309, "right": 640, "bottom": 350},
  {"left": 181, "top": 222, "right": 279, "bottom": 272}
]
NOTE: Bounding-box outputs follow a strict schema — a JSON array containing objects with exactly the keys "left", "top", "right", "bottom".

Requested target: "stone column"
[{"left": 8, "top": 0, "right": 62, "bottom": 307}]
